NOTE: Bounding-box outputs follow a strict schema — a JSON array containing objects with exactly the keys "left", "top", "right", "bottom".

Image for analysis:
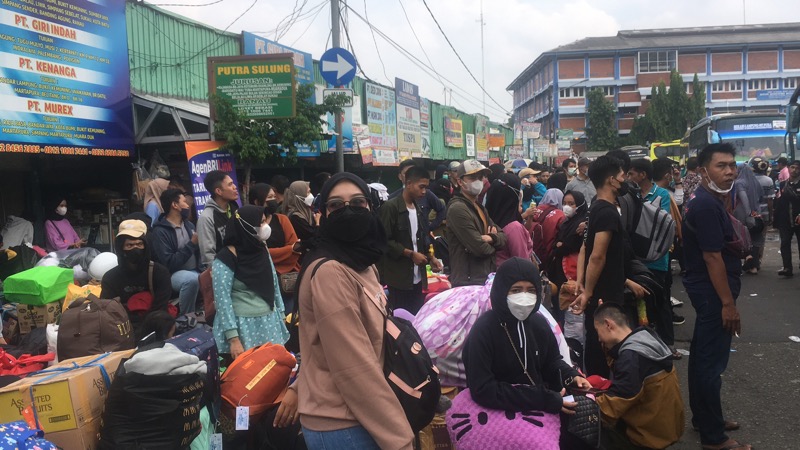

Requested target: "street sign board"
[
  {"left": 323, "top": 88, "right": 354, "bottom": 107},
  {"left": 320, "top": 47, "right": 357, "bottom": 86},
  {"left": 207, "top": 54, "right": 296, "bottom": 120}
]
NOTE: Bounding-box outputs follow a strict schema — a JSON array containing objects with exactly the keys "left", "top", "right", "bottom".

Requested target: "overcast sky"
[{"left": 156, "top": 0, "right": 797, "bottom": 122}]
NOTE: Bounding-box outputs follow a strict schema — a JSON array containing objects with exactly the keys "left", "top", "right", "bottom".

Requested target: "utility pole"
[
  {"left": 331, "top": 0, "right": 344, "bottom": 173},
  {"left": 480, "top": 0, "right": 485, "bottom": 115}
]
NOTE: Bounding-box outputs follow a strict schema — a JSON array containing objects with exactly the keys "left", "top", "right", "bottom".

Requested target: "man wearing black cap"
[
  {"left": 776, "top": 160, "right": 800, "bottom": 277},
  {"left": 565, "top": 157, "right": 596, "bottom": 205},
  {"left": 446, "top": 160, "right": 507, "bottom": 287}
]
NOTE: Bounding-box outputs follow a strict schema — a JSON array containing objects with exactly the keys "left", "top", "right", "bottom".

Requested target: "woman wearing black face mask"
[
  {"left": 249, "top": 183, "right": 302, "bottom": 275},
  {"left": 291, "top": 173, "right": 415, "bottom": 450}
]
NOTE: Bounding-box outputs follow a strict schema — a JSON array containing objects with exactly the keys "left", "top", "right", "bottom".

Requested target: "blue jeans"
[
  {"left": 302, "top": 425, "right": 380, "bottom": 450},
  {"left": 687, "top": 286, "right": 734, "bottom": 446},
  {"left": 171, "top": 270, "right": 199, "bottom": 314}
]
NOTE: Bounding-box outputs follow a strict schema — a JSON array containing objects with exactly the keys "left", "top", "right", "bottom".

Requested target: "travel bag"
[
  {"left": 57, "top": 294, "right": 134, "bottom": 361},
  {"left": 220, "top": 343, "right": 296, "bottom": 417}
]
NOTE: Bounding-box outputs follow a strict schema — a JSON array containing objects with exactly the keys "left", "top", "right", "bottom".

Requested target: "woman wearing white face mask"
[
  {"left": 212, "top": 205, "right": 288, "bottom": 360},
  {"left": 44, "top": 198, "right": 86, "bottom": 252},
  {"left": 284, "top": 180, "right": 319, "bottom": 244},
  {"left": 463, "top": 257, "right": 592, "bottom": 448}
]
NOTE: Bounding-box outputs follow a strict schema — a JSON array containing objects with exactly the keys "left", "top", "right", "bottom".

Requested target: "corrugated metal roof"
[
  {"left": 508, "top": 22, "right": 800, "bottom": 91},
  {"left": 430, "top": 103, "right": 475, "bottom": 161},
  {"left": 133, "top": 91, "right": 210, "bottom": 118},
  {"left": 127, "top": 1, "right": 240, "bottom": 101}
]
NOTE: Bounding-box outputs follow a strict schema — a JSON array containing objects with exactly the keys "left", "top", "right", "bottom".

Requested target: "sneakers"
[
  {"left": 670, "top": 297, "right": 683, "bottom": 307},
  {"left": 672, "top": 314, "right": 686, "bottom": 325},
  {"left": 778, "top": 268, "right": 794, "bottom": 277}
]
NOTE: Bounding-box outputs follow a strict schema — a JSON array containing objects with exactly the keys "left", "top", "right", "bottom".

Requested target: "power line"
[
  {"left": 276, "top": 0, "right": 308, "bottom": 42},
  {"left": 289, "top": 1, "right": 327, "bottom": 46},
  {"left": 343, "top": 3, "right": 508, "bottom": 117},
  {"left": 178, "top": 0, "right": 259, "bottom": 66},
  {"left": 249, "top": 0, "right": 326, "bottom": 36},
  {"left": 149, "top": 0, "right": 225, "bottom": 6},
  {"left": 363, "top": 0, "right": 392, "bottom": 85},
  {"left": 340, "top": 12, "right": 372, "bottom": 82},
  {"left": 396, "top": 0, "right": 444, "bottom": 90},
  {"left": 420, "top": 0, "right": 508, "bottom": 114}
]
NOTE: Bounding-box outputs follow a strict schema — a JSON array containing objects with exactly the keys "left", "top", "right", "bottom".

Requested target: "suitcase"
[{"left": 166, "top": 327, "right": 220, "bottom": 418}]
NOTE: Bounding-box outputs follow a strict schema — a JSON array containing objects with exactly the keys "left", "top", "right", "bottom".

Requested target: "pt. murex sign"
[{"left": 207, "top": 54, "right": 296, "bottom": 120}]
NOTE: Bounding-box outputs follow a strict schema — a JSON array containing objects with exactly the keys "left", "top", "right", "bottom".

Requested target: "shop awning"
[{"left": 133, "top": 92, "right": 212, "bottom": 145}]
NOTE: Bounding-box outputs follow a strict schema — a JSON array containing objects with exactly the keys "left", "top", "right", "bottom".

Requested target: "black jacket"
[
  {"left": 378, "top": 195, "right": 429, "bottom": 291},
  {"left": 463, "top": 257, "right": 578, "bottom": 414},
  {"left": 607, "top": 327, "right": 673, "bottom": 399},
  {"left": 150, "top": 215, "right": 201, "bottom": 273}
]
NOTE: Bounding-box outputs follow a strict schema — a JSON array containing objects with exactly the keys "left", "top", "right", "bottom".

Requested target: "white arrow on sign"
[{"left": 322, "top": 54, "right": 354, "bottom": 80}]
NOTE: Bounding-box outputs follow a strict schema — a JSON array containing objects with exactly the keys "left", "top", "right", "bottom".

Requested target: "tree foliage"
[
  {"left": 624, "top": 70, "right": 707, "bottom": 147},
  {"left": 586, "top": 88, "right": 618, "bottom": 151},
  {"left": 211, "top": 83, "right": 348, "bottom": 193}
]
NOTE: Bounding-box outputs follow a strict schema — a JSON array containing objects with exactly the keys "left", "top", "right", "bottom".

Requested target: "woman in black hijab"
[
  {"left": 212, "top": 205, "right": 288, "bottom": 359},
  {"left": 549, "top": 190, "right": 588, "bottom": 288},
  {"left": 485, "top": 173, "right": 531, "bottom": 266},
  {"left": 462, "top": 257, "right": 590, "bottom": 448},
  {"left": 292, "top": 173, "right": 415, "bottom": 449}
]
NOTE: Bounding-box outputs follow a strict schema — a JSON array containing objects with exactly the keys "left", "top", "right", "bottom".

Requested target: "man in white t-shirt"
[{"left": 378, "top": 165, "right": 441, "bottom": 314}]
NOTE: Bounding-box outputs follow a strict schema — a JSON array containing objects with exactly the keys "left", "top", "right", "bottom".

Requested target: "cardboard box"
[
  {"left": 0, "top": 349, "right": 134, "bottom": 449},
  {"left": 16, "top": 301, "right": 62, "bottom": 334}
]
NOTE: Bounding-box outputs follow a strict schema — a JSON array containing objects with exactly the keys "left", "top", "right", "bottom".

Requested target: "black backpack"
[{"left": 364, "top": 269, "right": 441, "bottom": 432}]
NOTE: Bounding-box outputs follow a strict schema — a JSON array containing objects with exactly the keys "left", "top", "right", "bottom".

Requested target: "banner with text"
[
  {"left": 0, "top": 0, "right": 133, "bottom": 157},
  {"left": 465, "top": 133, "right": 475, "bottom": 157},
  {"left": 208, "top": 54, "right": 296, "bottom": 120},
  {"left": 186, "top": 141, "right": 241, "bottom": 217},
  {"left": 444, "top": 116, "right": 463, "bottom": 148},
  {"left": 395, "top": 77, "right": 421, "bottom": 160},
  {"left": 242, "top": 32, "right": 318, "bottom": 157},
  {"left": 475, "top": 115, "right": 489, "bottom": 161},
  {"left": 419, "top": 98, "right": 431, "bottom": 158},
  {"left": 366, "top": 82, "right": 398, "bottom": 166}
]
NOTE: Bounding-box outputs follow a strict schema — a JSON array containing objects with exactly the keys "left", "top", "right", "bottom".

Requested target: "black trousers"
[
  {"left": 779, "top": 226, "right": 800, "bottom": 270},
  {"left": 387, "top": 283, "right": 425, "bottom": 315},
  {"left": 649, "top": 270, "right": 675, "bottom": 346}
]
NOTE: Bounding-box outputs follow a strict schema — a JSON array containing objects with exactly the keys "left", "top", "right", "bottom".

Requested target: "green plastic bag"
[{"left": 4, "top": 266, "right": 74, "bottom": 305}]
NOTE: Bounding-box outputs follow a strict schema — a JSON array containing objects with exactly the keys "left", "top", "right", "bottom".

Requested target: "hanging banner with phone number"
[
  {"left": 0, "top": 0, "right": 134, "bottom": 157},
  {"left": 186, "top": 141, "right": 242, "bottom": 218}
]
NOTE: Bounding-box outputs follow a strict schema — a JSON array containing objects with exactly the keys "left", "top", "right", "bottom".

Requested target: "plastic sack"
[
  {"left": 4, "top": 266, "right": 73, "bottom": 306},
  {"left": 0, "top": 421, "right": 59, "bottom": 450},
  {"left": 413, "top": 274, "right": 571, "bottom": 388},
  {"left": 148, "top": 150, "right": 170, "bottom": 179},
  {"left": 46, "top": 324, "right": 58, "bottom": 366}
]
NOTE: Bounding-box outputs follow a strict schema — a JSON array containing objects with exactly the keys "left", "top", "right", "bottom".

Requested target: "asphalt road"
[{"left": 670, "top": 230, "right": 800, "bottom": 449}]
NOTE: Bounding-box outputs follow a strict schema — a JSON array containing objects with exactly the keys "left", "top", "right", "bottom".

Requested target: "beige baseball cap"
[
  {"left": 117, "top": 219, "right": 147, "bottom": 238},
  {"left": 457, "top": 159, "right": 491, "bottom": 178}
]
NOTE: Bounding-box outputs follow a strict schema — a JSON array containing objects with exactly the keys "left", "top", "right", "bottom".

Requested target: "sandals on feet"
[{"left": 701, "top": 440, "right": 752, "bottom": 450}]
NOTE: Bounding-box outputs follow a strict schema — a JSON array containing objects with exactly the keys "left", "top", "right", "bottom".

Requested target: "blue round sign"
[{"left": 320, "top": 47, "right": 357, "bottom": 86}]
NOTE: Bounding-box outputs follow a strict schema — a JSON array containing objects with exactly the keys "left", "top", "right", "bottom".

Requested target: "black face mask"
[
  {"left": 324, "top": 206, "right": 373, "bottom": 242},
  {"left": 615, "top": 179, "right": 630, "bottom": 197},
  {"left": 264, "top": 199, "right": 280, "bottom": 216},
  {"left": 180, "top": 208, "right": 191, "bottom": 220},
  {"left": 124, "top": 248, "right": 146, "bottom": 267}
]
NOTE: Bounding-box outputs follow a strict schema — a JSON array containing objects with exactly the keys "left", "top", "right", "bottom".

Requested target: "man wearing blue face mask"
[
  {"left": 152, "top": 188, "right": 202, "bottom": 314},
  {"left": 682, "top": 143, "right": 750, "bottom": 450},
  {"left": 446, "top": 159, "right": 507, "bottom": 287}
]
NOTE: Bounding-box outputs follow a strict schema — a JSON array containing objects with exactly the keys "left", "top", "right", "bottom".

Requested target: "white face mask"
[
  {"left": 463, "top": 179, "right": 484, "bottom": 196},
  {"left": 568, "top": 168, "right": 577, "bottom": 176},
  {"left": 507, "top": 292, "right": 538, "bottom": 321},
  {"left": 563, "top": 205, "right": 575, "bottom": 218},
  {"left": 702, "top": 169, "right": 733, "bottom": 194},
  {"left": 302, "top": 193, "right": 315, "bottom": 206},
  {"left": 56, "top": 206, "right": 67, "bottom": 216},
  {"left": 258, "top": 223, "right": 272, "bottom": 242}
]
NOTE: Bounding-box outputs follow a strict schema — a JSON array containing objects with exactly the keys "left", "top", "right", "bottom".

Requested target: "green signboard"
[{"left": 208, "top": 54, "right": 296, "bottom": 120}]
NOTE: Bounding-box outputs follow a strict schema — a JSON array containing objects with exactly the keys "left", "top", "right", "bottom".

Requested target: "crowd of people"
[{"left": 12, "top": 143, "right": 800, "bottom": 450}]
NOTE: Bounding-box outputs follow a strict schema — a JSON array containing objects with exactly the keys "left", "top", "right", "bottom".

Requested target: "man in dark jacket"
[
  {"left": 151, "top": 189, "right": 201, "bottom": 314},
  {"left": 388, "top": 159, "right": 446, "bottom": 231},
  {"left": 197, "top": 170, "right": 239, "bottom": 267},
  {"left": 101, "top": 219, "right": 172, "bottom": 338},
  {"left": 445, "top": 160, "right": 507, "bottom": 287},
  {"left": 594, "top": 303, "right": 684, "bottom": 449},
  {"left": 379, "top": 166, "right": 441, "bottom": 314}
]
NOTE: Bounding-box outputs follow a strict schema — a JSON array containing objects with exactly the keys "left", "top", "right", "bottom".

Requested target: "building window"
[
  {"left": 713, "top": 80, "right": 742, "bottom": 92},
  {"left": 747, "top": 79, "right": 761, "bottom": 90},
  {"left": 638, "top": 50, "right": 677, "bottom": 73},
  {"left": 560, "top": 87, "right": 585, "bottom": 98},
  {"left": 786, "top": 77, "right": 798, "bottom": 89},
  {"left": 685, "top": 82, "right": 693, "bottom": 94},
  {"left": 600, "top": 86, "right": 614, "bottom": 96},
  {"left": 764, "top": 78, "right": 779, "bottom": 90}
]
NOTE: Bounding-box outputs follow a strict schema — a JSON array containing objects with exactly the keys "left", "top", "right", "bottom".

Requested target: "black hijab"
[
  {"left": 305, "top": 172, "right": 386, "bottom": 272},
  {"left": 217, "top": 205, "right": 276, "bottom": 307},
  {"left": 46, "top": 197, "right": 67, "bottom": 221},
  {"left": 490, "top": 257, "right": 543, "bottom": 324},
  {"left": 556, "top": 190, "right": 588, "bottom": 243},
  {"left": 485, "top": 173, "right": 523, "bottom": 228}
]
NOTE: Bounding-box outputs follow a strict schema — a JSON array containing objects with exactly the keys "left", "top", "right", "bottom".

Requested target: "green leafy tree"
[
  {"left": 212, "top": 83, "right": 348, "bottom": 199},
  {"left": 667, "top": 70, "right": 691, "bottom": 138},
  {"left": 585, "top": 88, "right": 618, "bottom": 151},
  {"left": 624, "top": 115, "right": 656, "bottom": 146},
  {"left": 688, "top": 73, "right": 707, "bottom": 127}
]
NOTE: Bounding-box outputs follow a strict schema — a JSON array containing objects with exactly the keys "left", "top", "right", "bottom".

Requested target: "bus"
[
  {"left": 685, "top": 112, "right": 787, "bottom": 162},
  {"left": 649, "top": 140, "right": 689, "bottom": 164},
  {"left": 788, "top": 87, "right": 800, "bottom": 161}
]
